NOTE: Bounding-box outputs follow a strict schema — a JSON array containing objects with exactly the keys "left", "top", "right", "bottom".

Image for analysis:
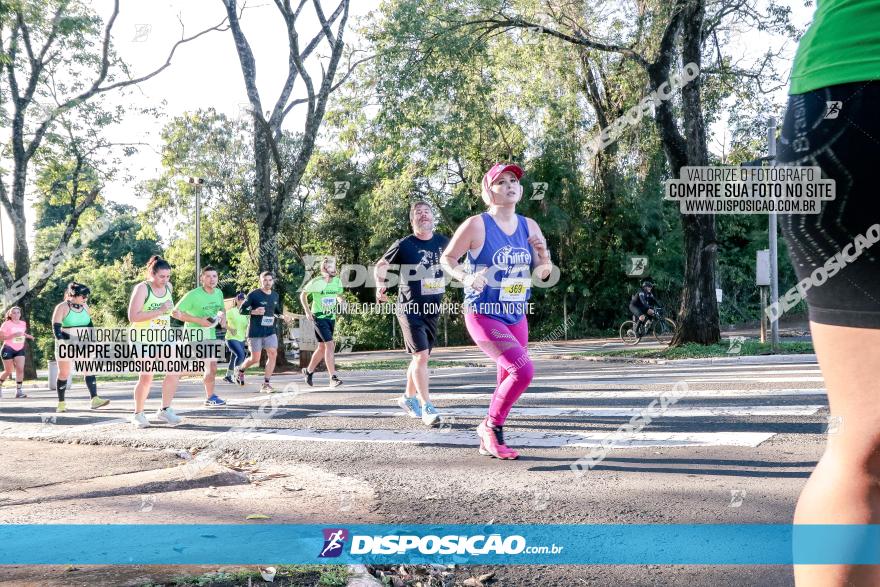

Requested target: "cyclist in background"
[{"left": 629, "top": 279, "right": 658, "bottom": 336}]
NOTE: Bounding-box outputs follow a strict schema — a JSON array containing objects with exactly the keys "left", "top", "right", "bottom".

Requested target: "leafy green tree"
[{"left": 0, "top": 0, "right": 227, "bottom": 375}]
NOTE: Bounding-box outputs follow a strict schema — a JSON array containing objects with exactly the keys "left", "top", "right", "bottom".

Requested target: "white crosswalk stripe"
[
  {"left": 0, "top": 358, "right": 827, "bottom": 452},
  {"left": 421, "top": 388, "right": 826, "bottom": 400},
  {"left": 221, "top": 427, "right": 777, "bottom": 449},
  {"left": 290, "top": 359, "right": 827, "bottom": 450},
  {"left": 314, "top": 405, "right": 825, "bottom": 418}
]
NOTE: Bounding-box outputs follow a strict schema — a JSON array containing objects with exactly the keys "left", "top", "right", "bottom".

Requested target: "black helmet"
[
  {"left": 66, "top": 282, "right": 91, "bottom": 298},
  {"left": 641, "top": 279, "right": 654, "bottom": 288}
]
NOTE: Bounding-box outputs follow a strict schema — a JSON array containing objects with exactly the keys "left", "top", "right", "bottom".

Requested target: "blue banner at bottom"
[{"left": 2, "top": 524, "right": 880, "bottom": 565}]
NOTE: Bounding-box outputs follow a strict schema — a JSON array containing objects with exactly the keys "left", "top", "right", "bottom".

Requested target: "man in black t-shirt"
[
  {"left": 375, "top": 201, "right": 449, "bottom": 427},
  {"left": 237, "top": 271, "right": 281, "bottom": 393}
]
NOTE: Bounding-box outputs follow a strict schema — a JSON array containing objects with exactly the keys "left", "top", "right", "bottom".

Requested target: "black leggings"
[{"left": 777, "top": 81, "right": 880, "bottom": 329}]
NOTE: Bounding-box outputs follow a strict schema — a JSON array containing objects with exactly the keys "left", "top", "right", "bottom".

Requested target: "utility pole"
[
  {"left": 767, "top": 118, "right": 780, "bottom": 349},
  {"left": 188, "top": 177, "right": 205, "bottom": 285},
  {"left": 741, "top": 119, "right": 780, "bottom": 350}
]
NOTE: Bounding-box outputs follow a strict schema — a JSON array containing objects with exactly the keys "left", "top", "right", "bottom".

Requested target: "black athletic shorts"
[
  {"left": 397, "top": 313, "right": 438, "bottom": 354},
  {"left": 628, "top": 303, "right": 648, "bottom": 320},
  {"left": 314, "top": 317, "right": 335, "bottom": 343},
  {"left": 777, "top": 81, "right": 880, "bottom": 328},
  {"left": 1, "top": 345, "right": 25, "bottom": 360}
]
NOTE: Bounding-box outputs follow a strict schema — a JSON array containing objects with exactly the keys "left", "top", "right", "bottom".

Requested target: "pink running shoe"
[{"left": 477, "top": 418, "right": 518, "bottom": 460}]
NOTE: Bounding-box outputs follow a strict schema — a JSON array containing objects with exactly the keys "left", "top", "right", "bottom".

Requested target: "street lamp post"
[
  {"left": 188, "top": 177, "right": 205, "bottom": 285},
  {"left": 767, "top": 118, "right": 780, "bottom": 349},
  {"left": 740, "top": 124, "right": 780, "bottom": 349}
]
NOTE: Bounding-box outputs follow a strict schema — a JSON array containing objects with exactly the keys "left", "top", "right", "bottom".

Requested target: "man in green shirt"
[
  {"left": 299, "top": 256, "right": 345, "bottom": 387},
  {"left": 175, "top": 266, "right": 227, "bottom": 407}
]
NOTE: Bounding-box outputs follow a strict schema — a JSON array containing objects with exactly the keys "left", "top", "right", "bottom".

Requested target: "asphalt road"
[{"left": 0, "top": 348, "right": 826, "bottom": 586}]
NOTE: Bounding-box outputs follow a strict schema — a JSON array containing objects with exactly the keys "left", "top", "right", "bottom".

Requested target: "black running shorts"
[
  {"left": 777, "top": 81, "right": 880, "bottom": 329},
  {"left": 397, "top": 313, "right": 438, "bottom": 354},
  {"left": 314, "top": 317, "right": 335, "bottom": 343},
  {"left": 1, "top": 345, "right": 25, "bottom": 360}
]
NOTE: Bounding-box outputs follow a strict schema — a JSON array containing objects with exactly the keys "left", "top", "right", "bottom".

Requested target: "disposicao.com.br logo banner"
[
  {"left": 335, "top": 529, "right": 562, "bottom": 558},
  {"left": 2, "top": 524, "right": 880, "bottom": 565}
]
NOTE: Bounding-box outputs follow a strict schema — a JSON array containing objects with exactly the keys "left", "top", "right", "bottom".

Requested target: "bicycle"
[{"left": 619, "top": 307, "right": 677, "bottom": 345}]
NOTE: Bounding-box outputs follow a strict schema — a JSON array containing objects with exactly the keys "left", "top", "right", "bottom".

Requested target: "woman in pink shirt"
[{"left": 0, "top": 306, "right": 34, "bottom": 398}]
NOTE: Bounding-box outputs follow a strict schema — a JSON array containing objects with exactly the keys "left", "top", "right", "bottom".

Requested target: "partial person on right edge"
[{"left": 776, "top": 2, "right": 880, "bottom": 585}]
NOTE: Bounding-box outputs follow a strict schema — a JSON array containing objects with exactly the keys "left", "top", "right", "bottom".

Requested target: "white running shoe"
[
  {"left": 155, "top": 406, "right": 182, "bottom": 426},
  {"left": 131, "top": 412, "right": 150, "bottom": 429},
  {"left": 421, "top": 402, "right": 441, "bottom": 427}
]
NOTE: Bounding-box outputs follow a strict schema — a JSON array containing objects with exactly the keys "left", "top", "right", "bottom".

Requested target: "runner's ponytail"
[
  {"left": 65, "top": 282, "right": 91, "bottom": 299},
  {"left": 145, "top": 255, "right": 171, "bottom": 278}
]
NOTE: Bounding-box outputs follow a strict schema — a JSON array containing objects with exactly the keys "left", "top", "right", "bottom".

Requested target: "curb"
[
  {"left": 346, "top": 564, "right": 382, "bottom": 586},
  {"left": 658, "top": 353, "right": 817, "bottom": 366},
  {"left": 336, "top": 365, "right": 491, "bottom": 376},
  {"left": 557, "top": 353, "right": 818, "bottom": 365}
]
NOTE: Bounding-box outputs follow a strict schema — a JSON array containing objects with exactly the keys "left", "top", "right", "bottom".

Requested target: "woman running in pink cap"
[{"left": 441, "top": 162, "right": 554, "bottom": 459}]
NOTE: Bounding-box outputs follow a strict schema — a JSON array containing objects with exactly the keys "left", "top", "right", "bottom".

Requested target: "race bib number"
[
  {"left": 320, "top": 296, "right": 337, "bottom": 309},
  {"left": 421, "top": 277, "right": 445, "bottom": 296},
  {"left": 499, "top": 278, "right": 530, "bottom": 302},
  {"left": 261, "top": 316, "right": 276, "bottom": 327},
  {"left": 150, "top": 316, "right": 170, "bottom": 329},
  {"left": 11, "top": 335, "right": 24, "bottom": 344}
]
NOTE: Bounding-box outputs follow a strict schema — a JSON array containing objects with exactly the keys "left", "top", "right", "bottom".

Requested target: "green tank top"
[
  {"left": 790, "top": 0, "right": 880, "bottom": 94},
  {"left": 133, "top": 282, "right": 173, "bottom": 329},
  {"left": 61, "top": 304, "right": 91, "bottom": 328}
]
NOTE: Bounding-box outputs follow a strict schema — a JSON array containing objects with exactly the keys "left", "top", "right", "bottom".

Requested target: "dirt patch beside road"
[{"left": 0, "top": 438, "right": 379, "bottom": 586}]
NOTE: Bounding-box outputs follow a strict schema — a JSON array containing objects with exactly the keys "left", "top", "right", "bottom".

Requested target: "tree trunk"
[
  {"left": 671, "top": 0, "right": 719, "bottom": 345},
  {"left": 9, "top": 160, "right": 39, "bottom": 379},
  {"left": 251, "top": 123, "right": 294, "bottom": 371},
  {"left": 643, "top": 0, "right": 719, "bottom": 346},
  {"left": 674, "top": 214, "right": 719, "bottom": 344},
  {"left": 222, "top": 0, "right": 350, "bottom": 367}
]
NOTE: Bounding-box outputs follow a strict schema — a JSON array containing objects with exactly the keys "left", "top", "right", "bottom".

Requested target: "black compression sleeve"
[
  {"left": 53, "top": 323, "right": 70, "bottom": 340},
  {"left": 239, "top": 294, "right": 253, "bottom": 315},
  {"left": 85, "top": 375, "right": 97, "bottom": 398}
]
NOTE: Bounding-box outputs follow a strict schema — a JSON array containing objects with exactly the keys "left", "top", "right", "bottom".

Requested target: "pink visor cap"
[{"left": 482, "top": 162, "right": 524, "bottom": 189}]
